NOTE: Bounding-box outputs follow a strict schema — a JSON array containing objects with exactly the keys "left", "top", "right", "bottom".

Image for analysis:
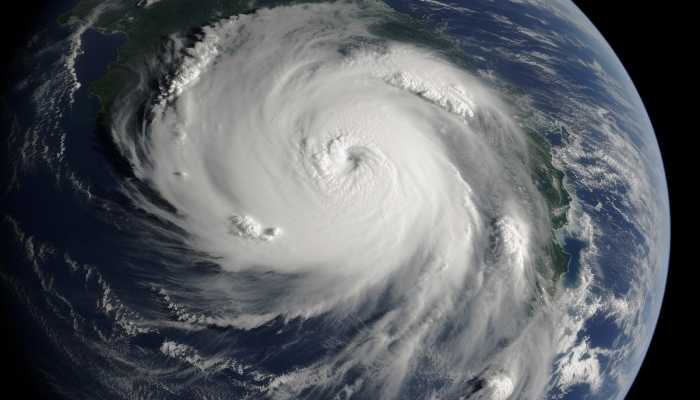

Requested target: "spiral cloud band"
[{"left": 113, "top": 2, "right": 568, "bottom": 398}]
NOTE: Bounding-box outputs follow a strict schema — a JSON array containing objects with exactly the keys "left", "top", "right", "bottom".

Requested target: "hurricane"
[
  {"left": 1, "top": 1, "right": 670, "bottom": 399},
  {"left": 112, "top": 3, "right": 559, "bottom": 396}
]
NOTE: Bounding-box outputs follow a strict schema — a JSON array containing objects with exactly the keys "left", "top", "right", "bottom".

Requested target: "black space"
[{"left": 0, "top": 1, "right": 691, "bottom": 399}]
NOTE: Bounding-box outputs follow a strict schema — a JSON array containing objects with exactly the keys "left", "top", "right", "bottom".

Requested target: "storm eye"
[{"left": 346, "top": 151, "right": 362, "bottom": 171}]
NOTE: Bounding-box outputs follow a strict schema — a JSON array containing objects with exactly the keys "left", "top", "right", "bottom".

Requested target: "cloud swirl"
[{"left": 111, "top": 2, "right": 572, "bottom": 398}]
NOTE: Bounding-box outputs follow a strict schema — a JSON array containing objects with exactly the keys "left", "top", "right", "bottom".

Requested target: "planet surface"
[{"left": 0, "top": 0, "right": 670, "bottom": 399}]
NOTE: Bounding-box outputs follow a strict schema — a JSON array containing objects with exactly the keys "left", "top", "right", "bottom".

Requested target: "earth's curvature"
[{"left": 0, "top": 1, "right": 670, "bottom": 399}]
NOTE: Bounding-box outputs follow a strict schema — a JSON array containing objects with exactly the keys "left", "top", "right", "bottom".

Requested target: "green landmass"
[
  {"left": 59, "top": 0, "right": 276, "bottom": 114},
  {"left": 525, "top": 125, "right": 572, "bottom": 285}
]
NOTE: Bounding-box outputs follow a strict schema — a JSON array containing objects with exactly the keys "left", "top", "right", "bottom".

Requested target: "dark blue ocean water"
[{"left": 1, "top": 9, "right": 127, "bottom": 396}]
